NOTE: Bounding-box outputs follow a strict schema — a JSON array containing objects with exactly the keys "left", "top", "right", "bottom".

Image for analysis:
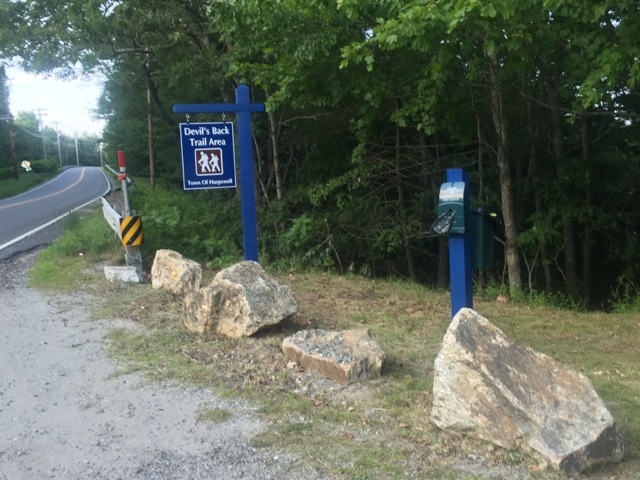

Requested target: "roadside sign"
[
  {"left": 179, "top": 122, "right": 236, "bottom": 190},
  {"left": 173, "top": 85, "right": 265, "bottom": 261},
  {"left": 21, "top": 161, "right": 32, "bottom": 172},
  {"left": 120, "top": 216, "right": 143, "bottom": 246}
]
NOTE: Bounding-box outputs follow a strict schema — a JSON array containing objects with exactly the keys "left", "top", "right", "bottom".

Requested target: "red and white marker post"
[
  {"left": 117, "top": 150, "right": 142, "bottom": 272},
  {"left": 118, "top": 150, "right": 131, "bottom": 217}
]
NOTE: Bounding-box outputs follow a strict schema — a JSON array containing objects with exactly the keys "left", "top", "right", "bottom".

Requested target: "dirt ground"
[{"left": 0, "top": 251, "right": 322, "bottom": 480}]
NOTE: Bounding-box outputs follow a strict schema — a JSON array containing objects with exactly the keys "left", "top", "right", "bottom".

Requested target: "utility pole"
[
  {"left": 53, "top": 121, "right": 63, "bottom": 168},
  {"left": 144, "top": 56, "right": 156, "bottom": 189},
  {"left": 36, "top": 108, "right": 48, "bottom": 161},
  {"left": 147, "top": 83, "right": 155, "bottom": 188},
  {"left": 8, "top": 114, "right": 18, "bottom": 180},
  {"left": 98, "top": 142, "right": 104, "bottom": 168},
  {"left": 74, "top": 132, "right": 79, "bottom": 166}
]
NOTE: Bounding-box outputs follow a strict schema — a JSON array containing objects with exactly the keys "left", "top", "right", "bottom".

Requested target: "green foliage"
[
  {"left": 30, "top": 159, "right": 59, "bottom": 173},
  {"left": 476, "top": 277, "right": 580, "bottom": 310},
  {"left": 0, "top": 166, "right": 16, "bottom": 181},
  {"left": 610, "top": 276, "right": 640, "bottom": 313},
  {"left": 130, "top": 183, "right": 243, "bottom": 265},
  {"left": 7, "top": 0, "right": 640, "bottom": 307},
  {"left": 262, "top": 211, "right": 335, "bottom": 271}
]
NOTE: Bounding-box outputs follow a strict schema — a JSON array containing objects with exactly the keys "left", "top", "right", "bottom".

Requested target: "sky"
[{"left": 6, "top": 67, "right": 106, "bottom": 137}]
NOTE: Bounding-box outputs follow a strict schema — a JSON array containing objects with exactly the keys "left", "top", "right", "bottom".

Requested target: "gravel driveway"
[{"left": 0, "top": 251, "right": 321, "bottom": 479}]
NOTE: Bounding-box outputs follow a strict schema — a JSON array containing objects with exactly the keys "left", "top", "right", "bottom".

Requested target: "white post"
[{"left": 74, "top": 133, "right": 80, "bottom": 166}]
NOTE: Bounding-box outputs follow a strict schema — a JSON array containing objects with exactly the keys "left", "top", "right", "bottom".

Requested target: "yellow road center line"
[{"left": 0, "top": 168, "right": 87, "bottom": 210}]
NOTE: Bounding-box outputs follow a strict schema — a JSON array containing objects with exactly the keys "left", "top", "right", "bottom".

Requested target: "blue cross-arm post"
[
  {"left": 173, "top": 84, "right": 265, "bottom": 262},
  {"left": 447, "top": 168, "right": 473, "bottom": 318}
]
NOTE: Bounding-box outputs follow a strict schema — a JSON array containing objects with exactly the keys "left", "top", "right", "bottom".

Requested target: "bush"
[
  {"left": 44, "top": 210, "right": 122, "bottom": 260},
  {"left": 610, "top": 275, "right": 640, "bottom": 313},
  {"left": 31, "top": 159, "right": 60, "bottom": 173},
  {"left": 0, "top": 167, "right": 17, "bottom": 180},
  {"left": 0, "top": 160, "right": 59, "bottom": 179},
  {"left": 130, "top": 183, "right": 243, "bottom": 265}
]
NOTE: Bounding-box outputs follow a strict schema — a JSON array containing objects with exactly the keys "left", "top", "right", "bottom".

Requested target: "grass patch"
[
  {"left": 29, "top": 209, "right": 123, "bottom": 290},
  {"left": 196, "top": 408, "right": 231, "bottom": 424},
  {"left": 29, "top": 254, "right": 94, "bottom": 291},
  {"left": 44, "top": 210, "right": 123, "bottom": 260},
  {"left": 30, "top": 220, "right": 640, "bottom": 479},
  {"left": 0, "top": 171, "right": 58, "bottom": 200}
]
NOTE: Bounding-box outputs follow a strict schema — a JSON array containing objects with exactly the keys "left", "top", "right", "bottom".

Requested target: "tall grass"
[{"left": 610, "top": 275, "right": 640, "bottom": 313}]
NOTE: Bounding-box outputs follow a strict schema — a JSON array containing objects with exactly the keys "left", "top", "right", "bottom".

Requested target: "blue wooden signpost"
[
  {"left": 446, "top": 168, "right": 473, "bottom": 318},
  {"left": 173, "top": 85, "right": 265, "bottom": 262}
]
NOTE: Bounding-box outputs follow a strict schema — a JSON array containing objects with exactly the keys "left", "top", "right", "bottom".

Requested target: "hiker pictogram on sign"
[{"left": 196, "top": 148, "right": 223, "bottom": 175}]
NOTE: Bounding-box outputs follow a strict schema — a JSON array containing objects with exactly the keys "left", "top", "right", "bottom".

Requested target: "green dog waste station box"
[{"left": 470, "top": 208, "right": 495, "bottom": 270}]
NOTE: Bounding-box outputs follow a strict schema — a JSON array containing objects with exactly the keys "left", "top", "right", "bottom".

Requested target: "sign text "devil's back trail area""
[{"left": 179, "top": 122, "right": 237, "bottom": 190}]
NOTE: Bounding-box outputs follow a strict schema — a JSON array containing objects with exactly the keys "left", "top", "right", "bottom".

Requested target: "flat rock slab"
[
  {"left": 430, "top": 308, "right": 624, "bottom": 475},
  {"left": 282, "top": 329, "right": 385, "bottom": 385},
  {"left": 104, "top": 266, "right": 144, "bottom": 283}
]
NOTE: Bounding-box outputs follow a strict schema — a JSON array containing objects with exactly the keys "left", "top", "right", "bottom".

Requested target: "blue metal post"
[
  {"left": 447, "top": 168, "right": 473, "bottom": 317},
  {"left": 173, "top": 85, "right": 265, "bottom": 262},
  {"left": 235, "top": 85, "right": 259, "bottom": 261}
]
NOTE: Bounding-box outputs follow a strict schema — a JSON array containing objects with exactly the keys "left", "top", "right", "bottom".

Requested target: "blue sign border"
[{"left": 179, "top": 122, "right": 236, "bottom": 190}]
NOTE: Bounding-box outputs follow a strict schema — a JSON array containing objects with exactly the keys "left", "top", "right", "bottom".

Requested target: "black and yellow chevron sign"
[{"left": 119, "top": 216, "right": 143, "bottom": 246}]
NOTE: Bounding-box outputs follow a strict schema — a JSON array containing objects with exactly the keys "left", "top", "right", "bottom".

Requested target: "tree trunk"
[
  {"left": 549, "top": 77, "right": 579, "bottom": 301},
  {"left": 476, "top": 112, "right": 485, "bottom": 202},
  {"left": 526, "top": 99, "right": 553, "bottom": 290},
  {"left": 476, "top": 111, "right": 486, "bottom": 289},
  {"left": 267, "top": 111, "right": 283, "bottom": 201},
  {"left": 146, "top": 83, "right": 155, "bottom": 189},
  {"left": 581, "top": 114, "right": 592, "bottom": 308},
  {"left": 395, "top": 123, "right": 416, "bottom": 281},
  {"left": 430, "top": 140, "right": 449, "bottom": 288},
  {"left": 487, "top": 53, "right": 522, "bottom": 295}
]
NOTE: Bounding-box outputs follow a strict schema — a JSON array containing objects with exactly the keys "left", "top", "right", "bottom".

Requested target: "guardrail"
[
  {"left": 101, "top": 197, "right": 122, "bottom": 240},
  {"left": 103, "top": 163, "right": 132, "bottom": 183}
]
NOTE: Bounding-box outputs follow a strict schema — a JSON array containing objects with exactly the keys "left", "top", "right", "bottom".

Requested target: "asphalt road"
[{"left": 0, "top": 167, "right": 110, "bottom": 260}]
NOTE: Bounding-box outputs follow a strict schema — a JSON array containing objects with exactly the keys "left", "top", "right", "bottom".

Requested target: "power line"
[
  {"left": 11, "top": 122, "right": 44, "bottom": 138},
  {"left": 6, "top": 73, "right": 41, "bottom": 111}
]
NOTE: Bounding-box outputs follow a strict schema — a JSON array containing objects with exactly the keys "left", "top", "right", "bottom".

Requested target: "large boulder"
[
  {"left": 182, "top": 286, "right": 225, "bottom": 334},
  {"left": 204, "top": 261, "right": 297, "bottom": 338},
  {"left": 430, "top": 308, "right": 624, "bottom": 475},
  {"left": 282, "top": 329, "right": 385, "bottom": 385},
  {"left": 151, "top": 249, "right": 202, "bottom": 296}
]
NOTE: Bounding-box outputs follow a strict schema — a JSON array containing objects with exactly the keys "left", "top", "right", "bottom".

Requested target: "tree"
[{"left": 4, "top": 0, "right": 639, "bottom": 306}]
